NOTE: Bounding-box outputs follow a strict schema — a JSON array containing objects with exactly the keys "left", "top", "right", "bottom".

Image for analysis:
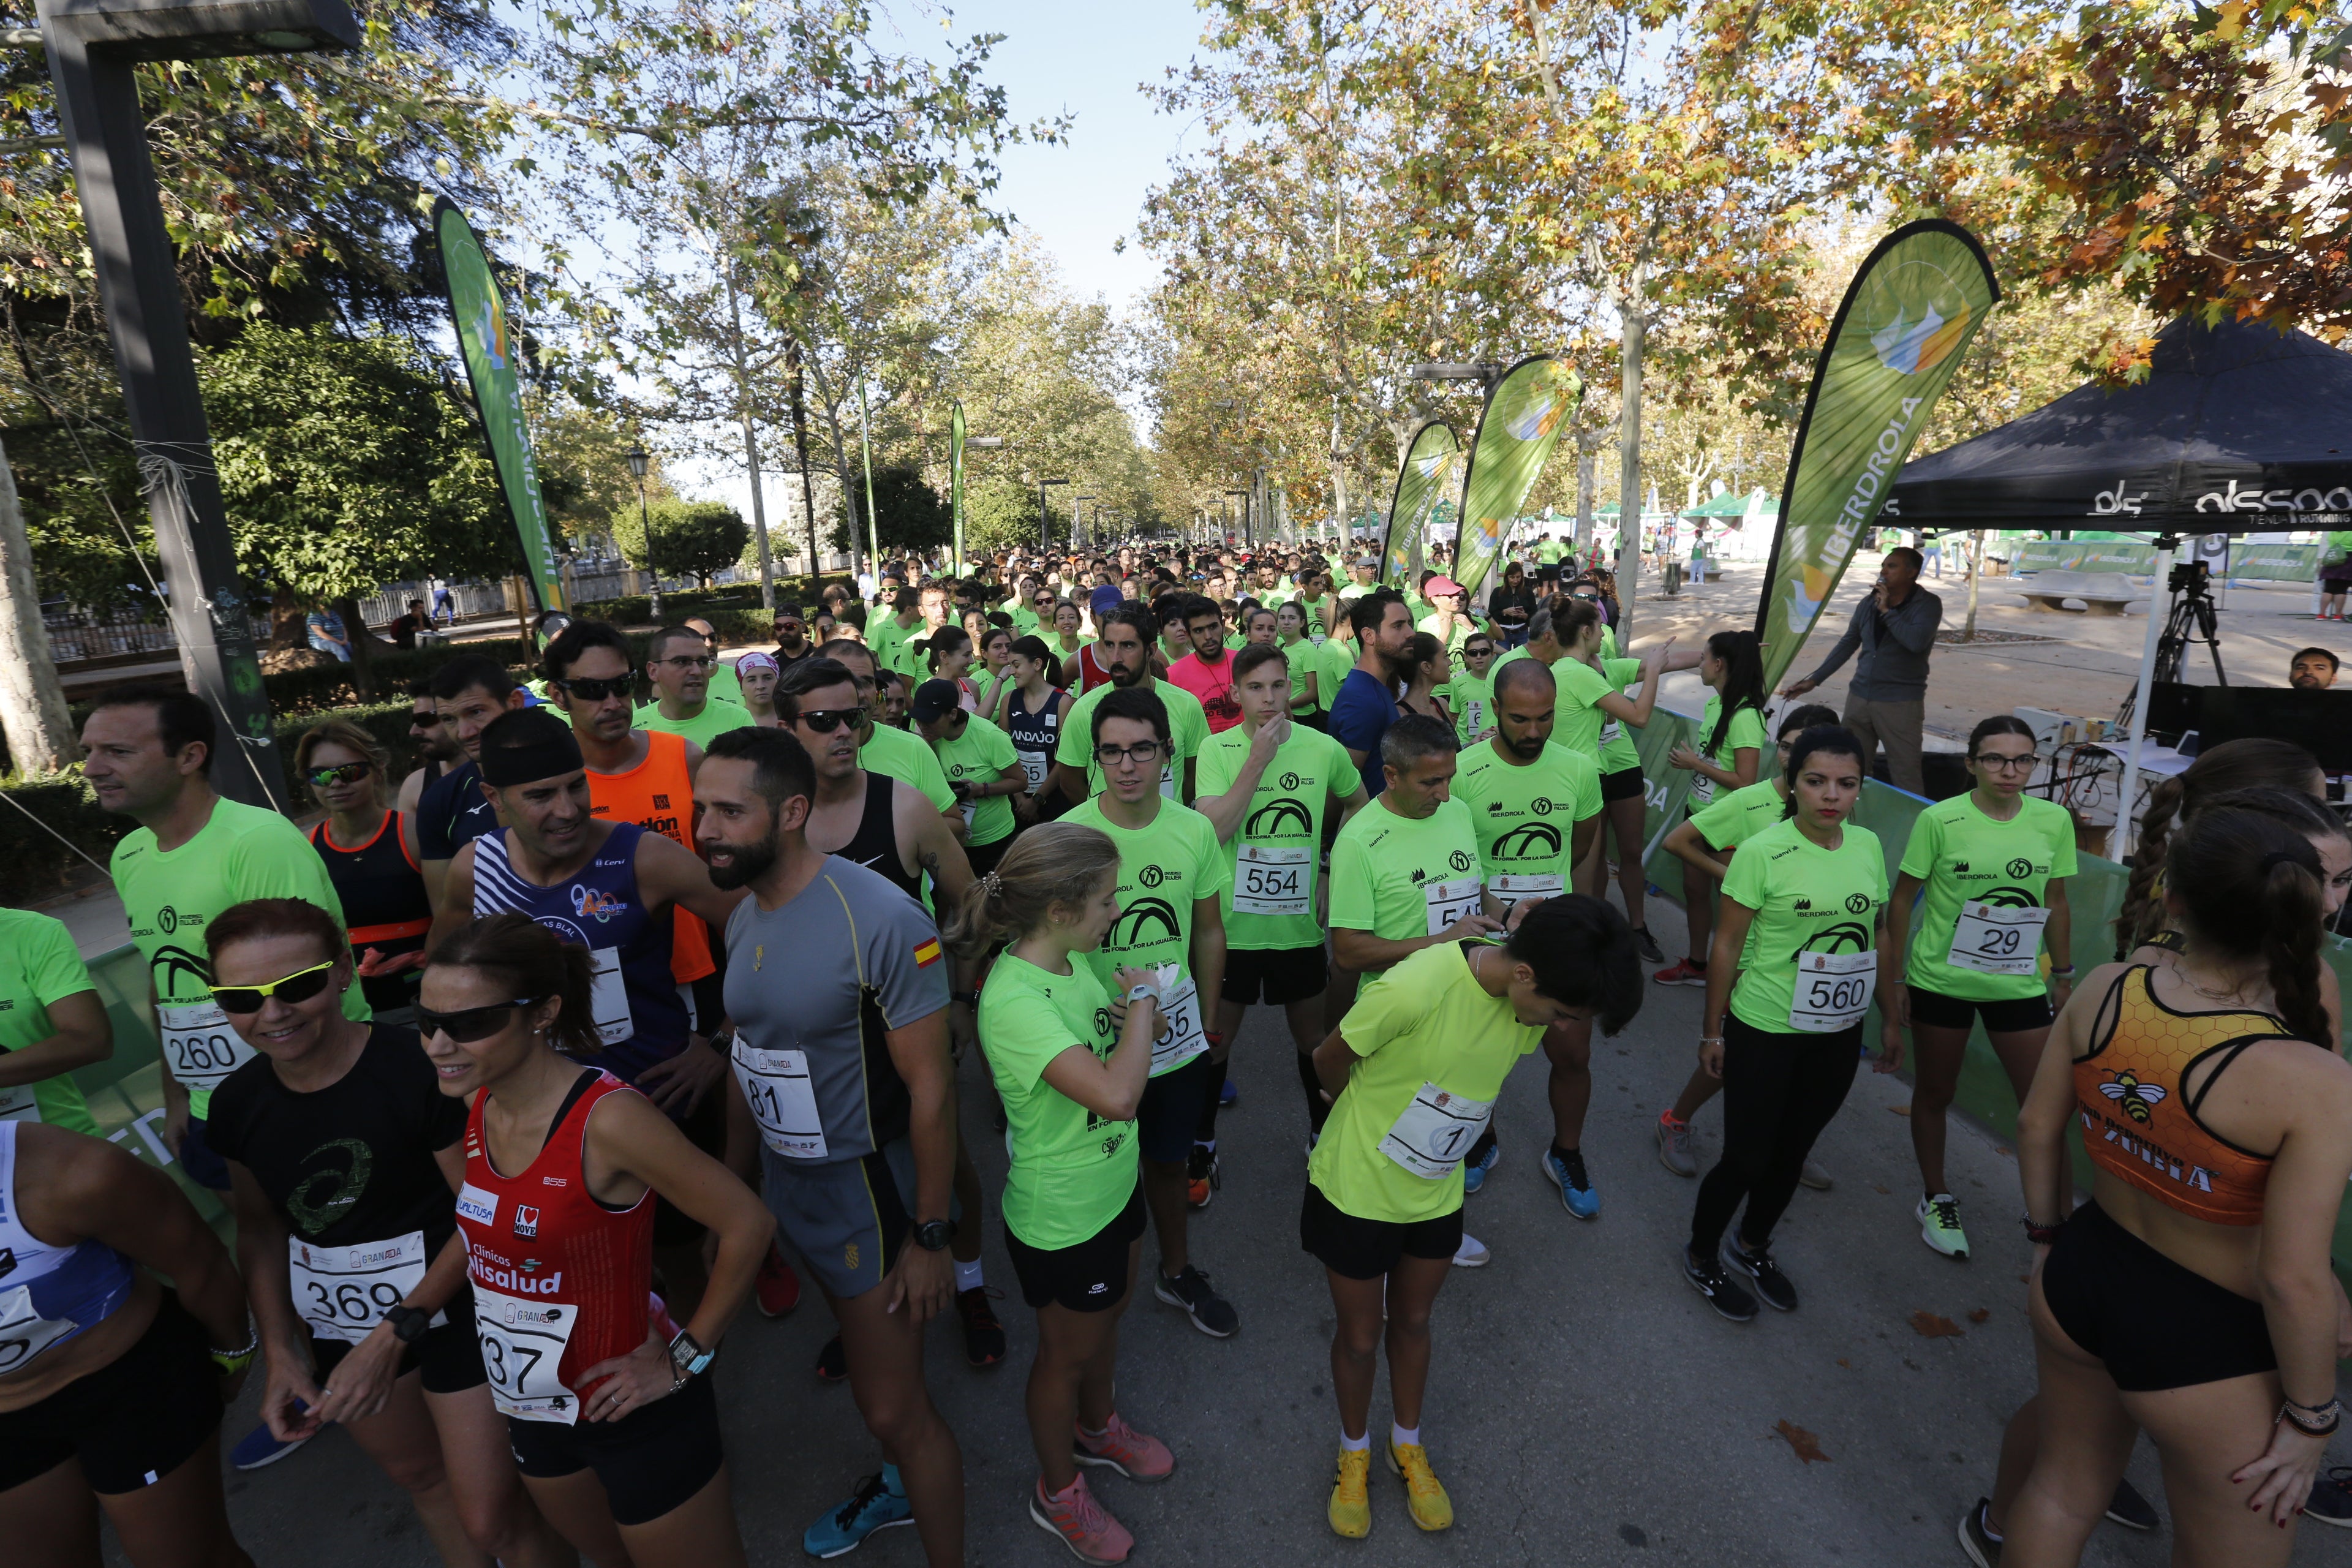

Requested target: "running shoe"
[
  {"left": 2302, "top": 1470, "right": 2352, "bottom": 1527},
  {"left": 2105, "top": 1476, "right": 2161, "bottom": 1531},
  {"left": 1544, "top": 1147, "right": 1600, "bottom": 1219},
  {"left": 1451, "top": 1232, "right": 1491, "bottom": 1268},
  {"left": 1917, "top": 1193, "right": 1971, "bottom": 1259},
  {"left": 1957, "top": 1497, "right": 2001, "bottom": 1567},
  {"left": 1461, "top": 1137, "right": 1501, "bottom": 1194},
  {"left": 1073, "top": 1411, "right": 1176, "bottom": 1482},
  {"left": 1651, "top": 958, "right": 1707, "bottom": 987},
  {"left": 1385, "top": 1441, "right": 1455, "bottom": 1531},
  {"left": 1030, "top": 1473, "right": 1133, "bottom": 1564},
  {"left": 1654, "top": 1110, "right": 1697, "bottom": 1177},
  {"left": 1328, "top": 1446, "right": 1373, "bottom": 1538},
  {"left": 756, "top": 1240, "right": 802, "bottom": 1318},
  {"left": 1682, "top": 1244, "right": 1758, "bottom": 1322},
  {"left": 957, "top": 1285, "right": 1007, "bottom": 1367},
  {"left": 1721, "top": 1234, "right": 1798, "bottom": 1312},
  {"left": 1799, "top": 1157, "right": 1833, "bottom": 1191},
  {"left": 230, "top": 1411, "right": 313, "bottom": 1471},
  {"left": 1185, "top": 1145, "right": 1219, "bottom": 1210},
  {"left": 815, "top": 1333, "right": 848, "bottom": 1383},
  {"left": 1154, "top": 1265, "right": 1238, "bottom": 1337},
  {"left": 1218, "top": 1075, "right": 1238, "bottom": 1107},
  {"left": 1630, "top": 926, "right": 1665, "bottom": 964},
  {"left": 804, "top": 1468, "right": 912, "bottom": 1558}
]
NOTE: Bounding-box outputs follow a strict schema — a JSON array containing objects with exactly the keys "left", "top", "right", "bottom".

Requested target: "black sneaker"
[
  {"left": 1721, "top": 1234, "right": 1798, "bottom": 1313},
  {"left": 1154, "top": 1264, "right": 1238, "bottom": 1337},
  {"left": 1631, "top": 925, "right": 1665, "bottom": 964},
  {"left": 815, "top": 1332, "right": 848, "bottom": 1383},
  {"left": 1957, "top": 1497, "right": 2001, "bottom": 1567},
  {"left": 1681, "top": 1245, "right": 1757, "bottom": 1322},
  {"left": 2104, "top": 1475, "right": 2161, "bottom": 1531},
  {"left": 2304, "top": 1468, "right": 2352, "bottom": 1528},
  {"left": 956, "top": 1285, "right": 1006, "bottom": 1368}
]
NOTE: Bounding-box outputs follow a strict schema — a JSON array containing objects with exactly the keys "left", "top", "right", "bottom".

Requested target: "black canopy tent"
[{"left": 1881, "top": 313, "right": 2352, "bottom": 849}]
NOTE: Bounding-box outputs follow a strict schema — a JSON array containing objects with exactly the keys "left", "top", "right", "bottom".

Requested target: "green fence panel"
[
  {"left": 2013, "top": 541, "right": 2160, "bottom": 576},
  {"left": 2227, "top": 543, "right": 2319, "bottom": 582},
  {"left": 74, "top": 944, "right": 230, "bottom": 1233}
]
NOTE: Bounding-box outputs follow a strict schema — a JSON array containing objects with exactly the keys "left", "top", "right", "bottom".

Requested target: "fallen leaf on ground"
[
  {"left": 1968, "top": 1308, "right": 1991, "bottom": 1324},
  {"left": 1889, "top": 1104, "right": 1912, "bottom": 1116},
  {"left": 1774, "top": 1419, "right": 1831, "bottom": 1463},
  {"left": 1872, "top": 1183, "right": 1890, "bottom": 1194},
  {"left": 1912, "top": 1311, "right": 1964, "bottom": 1338},
  {"left": 1836, "top": 1358, "right": 1850, "bottom": 1368}
]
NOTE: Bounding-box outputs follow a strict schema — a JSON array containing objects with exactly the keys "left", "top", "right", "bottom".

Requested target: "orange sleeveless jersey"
[
  {"left": 586, "top": 729, "right": 715, "bottom": 984},
  {"left": 2071, "top": 965, "right": 2301, "bottom": 1226}
]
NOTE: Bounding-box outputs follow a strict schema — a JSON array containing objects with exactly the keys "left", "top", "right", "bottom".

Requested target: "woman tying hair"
[
  {"left": 203, "top": 899, "right": 569, "bottom": 1568},
  {"left": 1395, "top": 631, "right": 1453, "bottom": 728},
  {"left": 946, "top": 824, "right": 1177, "bottom": 1567},
  {"left": 423, "top": 914, "right": 774, "bottom": 1567},
  {"left": 1655, "top": 630, "right": 1767, "bottom": 988},
  {"left": 1991, "top": 806, "right": 2352, "bottom": 1567},
  {"left": 2113, "top": 737, "right": 2337, "bottom": 963}
]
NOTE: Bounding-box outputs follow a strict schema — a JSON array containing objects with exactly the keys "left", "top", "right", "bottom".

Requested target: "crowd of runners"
[{"left": 4, "top": 532, "right": 2350, "bottom": 1568}]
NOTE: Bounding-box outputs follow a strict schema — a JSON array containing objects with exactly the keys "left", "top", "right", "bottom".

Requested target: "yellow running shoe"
[
  {"left": 1327, "top": 1447, "right": 1371, "bottom": 1538},
  {"left": 1385, "top": 1441, "right": 1454, "bottom": 1531}
]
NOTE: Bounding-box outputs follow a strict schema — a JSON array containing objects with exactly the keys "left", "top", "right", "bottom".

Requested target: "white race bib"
[
  {"left": 1379, "top": 1082, "right": 1495, "bottom": 1179},
  {"left": 1150, "top": 978, "right": 1209, "bottom": 1075},
  {"left": 1458, "top": 700, "right": 1488, "bottom": 741},
  {"left": 1946, "top": 900, "right": 2052, "bottom": 977},
  {"left": 473, "top": 1283, "right": 582, "bottom": 1423},
  {"left": 1598, "top": 717, "right": 1623, "bottom": 747},
  {"left": 1422, "top": 876, "right": 1483, "bottom": 937},
  {"left": 1690, "top": 772, "right": 1716, "bottom": 805},
  {"left": 1234, "top": 843, "right": 1313, "bottom": 917},
  {"left": 1490, "top": 873, "right": 1564, "bottom": 911},
  {"left": 586, "top": 948, "right": 633, "bottom": 1046},
  {"left": 1159, "top": 760, "right": 1179, "bottom": 800},
  {"left": 732, "top": 1043, "right": 829, "bottom": 1161},
  {"left": 288, "top": 1229, "right": 439, "bottom": 1344},
  {"left": 959, "top": 800, "right": 977, "bottom": 829},
  {"left": 0, "top": 1283, "right": 78, "bottom": 1374},
  {"left": 1018, "top": 752, "right": 1049, "bottom": 790},
  {"left": 160, "top": 1000, "right": 256, "bottom": 1092},
  {"left": 1789, "top": 949, "right": 1877, "bottom": 1033},
  {"left": 0, "top": 1083, "right": 40, "bottom": 1123}
]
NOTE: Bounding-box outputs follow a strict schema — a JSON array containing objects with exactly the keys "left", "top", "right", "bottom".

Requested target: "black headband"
[{"left": 480, "top": 729, "right": 584, "bottom": 787}]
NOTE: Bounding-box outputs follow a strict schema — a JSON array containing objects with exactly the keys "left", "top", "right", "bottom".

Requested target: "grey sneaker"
[
  {"left": 1655, "top": 1113, "right": 1698, "bottom": 1177},
  {"left": 1798, "top": 1157, "right": 1832, "bottom": 1191}
]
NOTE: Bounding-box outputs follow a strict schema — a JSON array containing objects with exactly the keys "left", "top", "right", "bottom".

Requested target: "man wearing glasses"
[
  {"left": 637, "top": 624, "right": 754, "bottom": 747},
  {"left": 772, "top": 605, "right": 816, "bottom": 674},
  {"left": 394, "top": 676, "right": 461, "bottom": 816}
]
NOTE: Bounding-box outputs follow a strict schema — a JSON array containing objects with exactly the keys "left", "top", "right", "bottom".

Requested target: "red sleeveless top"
[{"left": 456, "top": 1070, "right": 661, "bottom": 1422}]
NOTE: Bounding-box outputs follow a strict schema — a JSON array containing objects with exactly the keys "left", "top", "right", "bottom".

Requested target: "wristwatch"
[
  {"left": 913, "top": 1218, "right": 955, "bottom": 1252},
  {"left": 383, "top": 1304, "right": 432, "bottom": 1344},
  {"left": 668, "top": 1329, "right": 715, "bottom": 1380}
]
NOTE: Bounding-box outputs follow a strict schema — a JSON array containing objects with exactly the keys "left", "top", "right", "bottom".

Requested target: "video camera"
[{"left": 2167, "top": 559, "right": 2211, "bottom": 597}]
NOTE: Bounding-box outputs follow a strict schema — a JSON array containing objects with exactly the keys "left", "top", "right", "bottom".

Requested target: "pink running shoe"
[
  {"left": 1030, "top": 1473, "right": 1134, "bottom": 1564},
  {"left": 1074, "top": 1410, "right": 1176, "bottom": 1482}
]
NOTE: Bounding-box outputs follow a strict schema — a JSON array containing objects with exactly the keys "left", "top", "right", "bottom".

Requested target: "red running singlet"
[{"left": 455, "top": 1070, "right": 659, "bottom": 1423}]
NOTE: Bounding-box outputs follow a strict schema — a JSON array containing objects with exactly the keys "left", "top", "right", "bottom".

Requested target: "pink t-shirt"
[{"left": 1168, "top": 649, "right": 1242, "bottom": 733}]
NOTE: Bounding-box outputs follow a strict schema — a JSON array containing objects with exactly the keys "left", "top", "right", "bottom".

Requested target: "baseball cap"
[
  {"left": 1088, "top": 583, "right": 1124, "bottom": 617},
  {"left": 1425, "top": 575, "right": 1464, "bottom": 597},
  {"left": 910, "top": 679, "right": 963, "bottom": 725},
  {"left": 1353, "top": 554, "right": 1378, "bottom": 568}
]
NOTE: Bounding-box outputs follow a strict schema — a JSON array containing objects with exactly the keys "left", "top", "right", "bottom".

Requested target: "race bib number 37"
[{"left": 473, "top": 1284, "right": 581, "bottom": 1423}]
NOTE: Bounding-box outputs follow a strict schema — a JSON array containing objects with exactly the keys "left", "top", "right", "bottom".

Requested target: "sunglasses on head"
[
  {"left": 211, "top": 960, "right": 339, "bottom": 1014},
  {"left": 417, "top": 998, "right": 545, "bottom": 1042},
  {"left": 306, "top": 761, "right": 372, "bottom": 788},
  {"left": 794, "top": 706, "right": 867, "bottom": 734},
  {"left": 557, "top": 676, "right": 633, "bottom": 703}
]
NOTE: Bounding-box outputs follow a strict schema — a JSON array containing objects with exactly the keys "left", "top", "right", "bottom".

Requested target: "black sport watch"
[
  {"left": 383, "top": 1304, "right": 432, "bottom": 1344},
  {"left": 913, "top": 1218, "right": 954, "bottom": 1252}
]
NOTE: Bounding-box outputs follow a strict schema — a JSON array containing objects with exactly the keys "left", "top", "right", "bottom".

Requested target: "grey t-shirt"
[{"left": 724, "top": 856, "right": 951, "bottom": 1165}]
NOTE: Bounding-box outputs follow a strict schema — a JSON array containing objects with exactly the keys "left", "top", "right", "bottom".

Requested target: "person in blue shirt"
[{"left": 1325, "top": 589, "right": 1415, "bottom": 798}]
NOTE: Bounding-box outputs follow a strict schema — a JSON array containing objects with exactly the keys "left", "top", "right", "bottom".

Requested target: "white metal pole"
[{"left": 2112, "top": 538, "right": 2175, "bottom": 861}]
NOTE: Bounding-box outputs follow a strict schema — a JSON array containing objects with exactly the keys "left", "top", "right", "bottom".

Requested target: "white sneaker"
[
  {"left": 1798, "top": 1157, "right": 1833, "bottom": 1191},
  {"left": 1452, "top": 1233, "right": 1491, "bottom": 1268}
]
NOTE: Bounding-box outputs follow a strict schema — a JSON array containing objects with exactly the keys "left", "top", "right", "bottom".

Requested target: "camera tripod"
[{"left": 2116, "top": 559, "right": 2228, "bottom": 733}]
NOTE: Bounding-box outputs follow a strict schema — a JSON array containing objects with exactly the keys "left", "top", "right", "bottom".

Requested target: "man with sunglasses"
[
  {"left": 771, "top": 605, "right": 816, "bottom": 674},
  {"left": 396, "top": 676, "right": 461, "bottom": 817},
  {"left": 82, "top": 685, "right": 367, "bottom": 1193},
  {"left": 1052, "top": 602, "right": 1209, "bottom": 809},
  {"left": 416, "top": 654, "right": 531, "bottom": 913},
  {"left": 636, "top": 625, "right": 753, "bottom": 747},
  {"left": 813, "top": 639, "right": 963, "bottom": 834}
]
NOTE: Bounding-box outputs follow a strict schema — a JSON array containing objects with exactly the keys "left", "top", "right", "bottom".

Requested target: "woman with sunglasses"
[
  {"left": 300, "top": 721, "right": 432, "bottom": 1020},
  {"left": 1882, "top": 715, "right": 2079, "bottom": 1262},
  {"left": 425, "top": 913, "right": 773, "bottom": 1567},
  {"left": 203, "top": 898, "right": 570, "bottom": 1568}
]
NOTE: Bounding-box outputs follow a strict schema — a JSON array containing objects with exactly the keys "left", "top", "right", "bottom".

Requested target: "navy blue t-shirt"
[
  {"left": 1327, "top": 667, "right": 1399, "bottom": 798},
  {"left": 416, "top": 758, "right": 496, "bottom": 861}
]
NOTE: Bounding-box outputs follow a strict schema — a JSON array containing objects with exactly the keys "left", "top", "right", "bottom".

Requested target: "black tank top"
[
  {"left": 839, "top": 771, "right": 922, "bottom": 900},
  {"left": 309, "top": 812, "right": 432, "bottom": 1010},
  {"left": 1005, "top": 684, "right": 1065, "bottom": 764}
]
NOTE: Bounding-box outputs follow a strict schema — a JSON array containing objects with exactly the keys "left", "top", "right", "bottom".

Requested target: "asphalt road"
[{"left": 129, "top": 891, "right": 2352, "bottom": 1567}]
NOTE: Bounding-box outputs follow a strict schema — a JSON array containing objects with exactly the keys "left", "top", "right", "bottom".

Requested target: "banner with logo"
[
  {"left": 1450, "top": 357, "right": 1581, "bottom": 601},
  {"left": 1381, "top": 421, "right": 1461, "bottom": 590},
  {"left": 949, "top": 401, "right": 967, "bottom": 575},
  {"left": 1755, "top": 221, "right": 1998, "bottom": 687},
  {"left": 434, "top": 200, "right": 565, "bottom": 614}
]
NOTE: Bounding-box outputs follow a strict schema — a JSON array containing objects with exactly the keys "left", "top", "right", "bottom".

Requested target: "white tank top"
[{"left": 0, "top": 1121, "right": 137, "bottom": 1376}]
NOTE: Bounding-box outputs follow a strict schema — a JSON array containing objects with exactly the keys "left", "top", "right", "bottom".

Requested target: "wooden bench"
[{"left": 2015, "top": 570, "right": 2147, "bottom": 616}]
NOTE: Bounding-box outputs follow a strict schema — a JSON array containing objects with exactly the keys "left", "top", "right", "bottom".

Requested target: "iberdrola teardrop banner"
[
  {"left": 1450, "top": 356, "right": 1581, "bottom": 600},
  {"left": 950, "top": 400, "right": 968, "bottom": 575},
  {"left": 434, "top": 198, "right": 565, "bottom": 614},
  {"left": 1381, "top": 421, "right": 1460, "bottom": 590},
  {"left": 1755, "top": 220, "right": 1999, "bottom": 687}
]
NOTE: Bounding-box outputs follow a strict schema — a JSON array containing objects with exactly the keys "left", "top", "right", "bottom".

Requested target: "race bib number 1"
[
  {"left": 1379, "top": 1082, "right": 1494, "bottom": 1179},
  {"left": 1789, "top": 949, "right": 1876, "bottom": 1033},
  {"left": 159, "top": 1000, "right": 256, "bottom": 1092},
  {"left": 1947, "top": 900, "right": 2051, "bottom": 977},
  {"left": 1234, "top": 843, "right": 1313, "bottom": 917}
]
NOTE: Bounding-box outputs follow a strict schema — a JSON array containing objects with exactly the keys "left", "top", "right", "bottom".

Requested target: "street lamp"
[
  {"left": 1224, "top": 489, "right": 1247, "bottom": 547},
  {"left": 1072, "top": 495, "right": 1095, "bottom": 552},
  {"left": 625, "top": 441, "right": 658, "bottom": 621},
  {"left": 1038, "top": 478, "right": 1070, "bottom": 552}
]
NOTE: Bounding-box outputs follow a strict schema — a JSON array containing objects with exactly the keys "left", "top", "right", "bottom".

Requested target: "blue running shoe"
[
  {"left": 804, "top": 1466, "right": 913, "bottom": 1558},
  {"left": 1544, "top": 1147, "right": 1600, "bottom": 1220},
  {"left": 230, "top": 1406, "right": 314, "bottom": 1472},
  {"left": 1218, "top": 1075, "right": 1238, "bottom": 1107},
  {"left": 1461, "top": 1139, "right": 1500, "bottom": 1195}
]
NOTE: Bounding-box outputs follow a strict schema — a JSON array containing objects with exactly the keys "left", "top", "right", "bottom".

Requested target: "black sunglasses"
[
  {"left": 557, "top": 676, "right": 634, "bottom": 702},
  {"left": 409, "top": 711, "right": 443, "bottom": 729},
  {"left": 417, "top": 998, "right": 545, "bottom": 1044},
  {"left": 794, "top": 707, "right": 867, "bottom": 734}
]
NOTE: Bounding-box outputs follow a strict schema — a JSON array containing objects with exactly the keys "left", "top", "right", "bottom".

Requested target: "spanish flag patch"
[{"left": 914, "top": 938, "right": 943, "bottom": 968}]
